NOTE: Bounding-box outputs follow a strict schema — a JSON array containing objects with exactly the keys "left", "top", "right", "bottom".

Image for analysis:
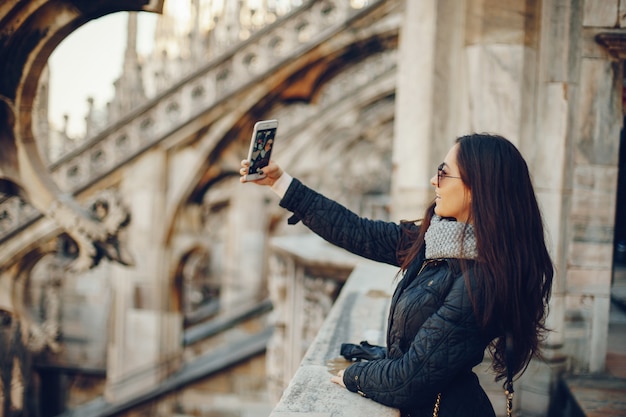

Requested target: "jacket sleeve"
[
  {"left": 279, "top": 178, "right": 405, "bottom": 266},
  {"left": 342, "top": 275, "right": 488, "bottom": 409}
]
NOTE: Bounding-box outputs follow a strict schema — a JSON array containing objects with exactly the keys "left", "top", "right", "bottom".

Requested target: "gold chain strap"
[
  {"left": 505, "top": 387, "right": 514, "bottom": 417},
  {"left": 432, "top": 393, "right": 441, "bottom": 417},
  {"left": 431, "top": 389, "right": 513, "bottom": 416}
]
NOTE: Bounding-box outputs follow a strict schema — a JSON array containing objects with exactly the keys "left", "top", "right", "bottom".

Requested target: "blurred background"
[{"left": 0, "top": 1, "right": 625, "bottom": 416}]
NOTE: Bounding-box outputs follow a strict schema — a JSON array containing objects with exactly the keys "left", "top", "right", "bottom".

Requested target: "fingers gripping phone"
[{"left": 243, "top": 119, "right": 278, "bottom": 182}]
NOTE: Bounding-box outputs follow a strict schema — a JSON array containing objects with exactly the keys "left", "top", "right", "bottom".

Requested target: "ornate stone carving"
[
  {"left": 266, "top": 237, "right": 354, "bottom": 402},
  {"left": 179, "top": 247, "right": 220, "bottom": 324},
  {"left": 24, "top": 274, "right": 61, "bottom": 354},
  {"left": 46, "top": 189, "right": 133, "bottom": 272}
]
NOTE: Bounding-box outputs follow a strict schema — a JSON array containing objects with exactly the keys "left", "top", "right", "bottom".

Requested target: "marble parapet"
[{"left": 269, "top": 258, "right": 399, "bottom": 417}]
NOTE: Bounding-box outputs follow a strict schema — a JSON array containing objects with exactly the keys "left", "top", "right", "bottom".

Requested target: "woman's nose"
[{"left": 430, "top": 175, "right": 437, "bottom": 187}]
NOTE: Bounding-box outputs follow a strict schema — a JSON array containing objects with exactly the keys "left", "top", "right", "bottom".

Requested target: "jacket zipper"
[{"left": 418, "top": 258, "right": 444, "bottom": 275}]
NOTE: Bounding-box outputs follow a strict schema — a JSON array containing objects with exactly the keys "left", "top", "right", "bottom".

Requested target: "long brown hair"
[{"left": 398, "top": 133, "right": 554, "bottom": 383}]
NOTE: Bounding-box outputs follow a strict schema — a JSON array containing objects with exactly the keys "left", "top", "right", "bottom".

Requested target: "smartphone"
[{"left": 243, "top": 119, "right": 278, "bottom": 182}]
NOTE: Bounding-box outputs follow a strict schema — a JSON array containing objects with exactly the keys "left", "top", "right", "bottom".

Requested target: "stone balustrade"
[{"left": 268, "top": 233, "right": 399, "bottom": 417}]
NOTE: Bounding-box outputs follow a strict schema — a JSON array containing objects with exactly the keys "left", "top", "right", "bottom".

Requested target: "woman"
[{"left": 239, "top": 133, "right": 554, "bottom": 417}]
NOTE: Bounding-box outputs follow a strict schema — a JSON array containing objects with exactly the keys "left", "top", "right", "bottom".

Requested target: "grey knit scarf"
[{"left": 424, "top": 215, "right": 478, "bottom": 260}]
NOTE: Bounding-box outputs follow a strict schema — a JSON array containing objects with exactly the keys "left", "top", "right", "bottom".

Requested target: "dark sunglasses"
[{"left": 437, "top": 163, "right": 461, "bottom": 187}]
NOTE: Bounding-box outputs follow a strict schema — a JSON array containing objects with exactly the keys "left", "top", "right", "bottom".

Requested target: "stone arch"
[
  {"left": 9, "top": 233, "right": 112, "bottom": 362},
  {"left": 168, "top": 172, "right": 265, "bottom": 317},
  {"left": 0, "top": 244, "right": 58, "bottom": 417},
  {"left": 281, "top": 86, "right": 396, "bottom": 195},
  {"left": 0, "top": 237, "right": 100, "bottom": 416},
  {"left": 0, "top": 2, "right": 164, "bottom": 272},
  {"left": 162, "top": 29, "right": 399, "bottom": 245},
  {"left": 277, "top": 32, "right": 398, "bottom": 105},
  {"left": 1, "top": 2, "right": 164, "bottom": 194},
  {"left": 173, "top": 245, "right": 220, "bottom": 327},
  {"left": 1, "top": 1, "right": 163, "bottom": 123},
  {"left": 162, "top": 45, "right": 398, "bottom": 320},
  {"left": 155, "top": 17, "right": 401, "bottom": 320}
]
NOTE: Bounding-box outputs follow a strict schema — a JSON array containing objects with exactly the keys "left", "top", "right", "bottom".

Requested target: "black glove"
[{"left": 340, "top": 340, "right": 387, "bottom": 361}]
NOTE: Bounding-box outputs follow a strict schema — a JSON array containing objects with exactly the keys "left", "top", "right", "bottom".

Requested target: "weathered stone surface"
[{"left": 270, "top": 260, "right": 399, "bottom": 417}]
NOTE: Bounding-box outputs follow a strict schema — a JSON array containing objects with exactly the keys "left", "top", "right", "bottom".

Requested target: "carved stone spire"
[{"left": 106, "top": 12, "right": 147, "bottom": 123}]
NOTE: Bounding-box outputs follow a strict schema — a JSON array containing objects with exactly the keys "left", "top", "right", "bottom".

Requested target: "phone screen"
[{"left": 248, "top": 126, "right": 277, "bottom": 175}]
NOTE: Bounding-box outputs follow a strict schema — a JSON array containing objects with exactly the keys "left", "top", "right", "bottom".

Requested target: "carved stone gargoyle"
[{"left": 0, "top": 0, "right": 164, "bottom": 272}]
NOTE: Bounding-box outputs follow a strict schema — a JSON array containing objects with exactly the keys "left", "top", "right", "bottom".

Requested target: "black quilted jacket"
[{"left": 279, "top": 179, "right": 497, "bottom": 417}]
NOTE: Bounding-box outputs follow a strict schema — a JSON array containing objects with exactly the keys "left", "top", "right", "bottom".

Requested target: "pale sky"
[
  {"left": 47, "top": 2, "right": 306, "bottom": 138},
  {"left": 48, "top": 12, "right": 157, "bottom": 137}
]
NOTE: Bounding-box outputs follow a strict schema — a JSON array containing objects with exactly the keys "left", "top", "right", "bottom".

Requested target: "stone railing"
[{"left": 267, "top": 234, "right": 399, "bottom": 417}]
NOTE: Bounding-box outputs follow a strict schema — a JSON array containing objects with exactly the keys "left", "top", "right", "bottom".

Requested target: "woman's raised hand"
[{"left": 239, "top": 159, "right": 284, "bottom": 187}]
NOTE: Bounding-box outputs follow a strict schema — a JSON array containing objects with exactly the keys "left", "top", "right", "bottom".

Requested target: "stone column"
[
  {"left": 464, "top": 0, "right": 537, "bottom": 144},
  {"left": 390, "top": 0, "right": 438, "bottom": 221},
  {"left": 566, "top": 55, "right": 621, "bottom": 373},
  {"left": 512, "top": 1, "right": 572, "bottom": 414},
  {"left": 223, "top": 183, "right": 269, "bottom": 312},
  {"left": 105, "top": 149, "right": 181, "bottom": 402}
]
